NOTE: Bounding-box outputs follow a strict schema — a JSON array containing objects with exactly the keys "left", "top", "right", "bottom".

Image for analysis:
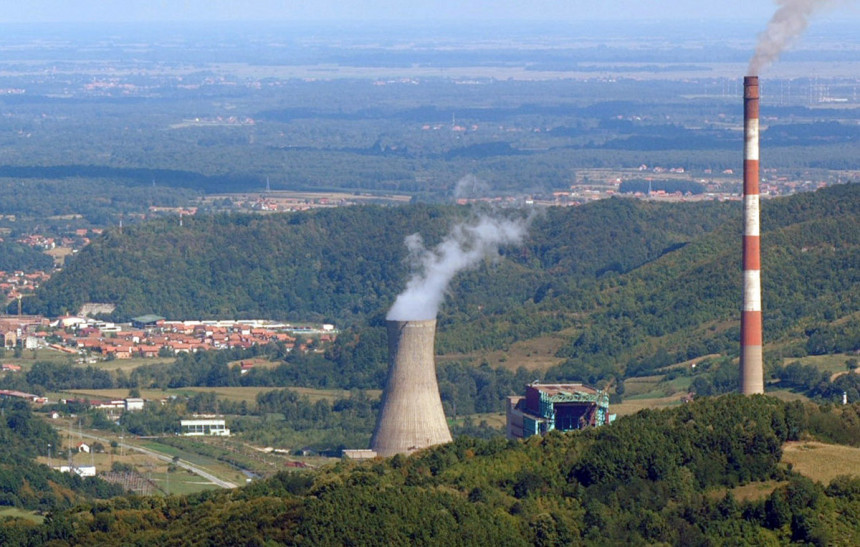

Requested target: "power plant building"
[{"left": 506, "top": 383, "right": 611, "bottom": 440}]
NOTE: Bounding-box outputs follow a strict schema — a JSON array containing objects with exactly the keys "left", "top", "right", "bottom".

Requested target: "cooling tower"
[
  {"left": 370, "top": 319, "right": 452, "bottom": 457},
  {"left": 741, "top": 76, "right": 764, "bottom": 395}
]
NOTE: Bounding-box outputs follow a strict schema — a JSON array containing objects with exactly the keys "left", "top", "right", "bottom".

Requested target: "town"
[{"left": 0, "top": 313, "right": 336, "bottom": 363}]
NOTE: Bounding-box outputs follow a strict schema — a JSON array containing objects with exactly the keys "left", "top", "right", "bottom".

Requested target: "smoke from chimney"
[
  {"left": 386, "top": 213, "right": 528, "bottom": 321},
  {"left": 748, "top": 0, "right": 832, "bottom": 75}
]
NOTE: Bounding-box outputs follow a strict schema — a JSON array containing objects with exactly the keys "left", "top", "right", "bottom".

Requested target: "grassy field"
[
  {"left": 611, "top": 396, "right": 687, "bottom": 417},
  {"left": 1, "top": 350, "right": 72, "bottom": 367},
  {"left": 44, "top": 245, "right": 76, "bottom": 266},
  {"left": 60, "top": 386, "right": 381, "bottom": 404},
  {"left": 728, "top": 480, "right": 787, "bottom": 502},
  {"left": 0, "top": 349, "right": 173, "bottom": 372},
  {"left": 764, "top": 389, "right": 810, "bottom": 403},
  {"left": 0, "top": 507, "right": 45, "bottom": 524},
  {"left": 451, "top": 412, "right": 506, "bottom": 429},
  {"left": 782, "top": 441, "right": 860, "bottom": 484},
  {"left": 150, "top": 469, "right": 224, "bottom": 495},
  {"left": 622, "top": 374, "right": 692, "bottom": 400},
  {"left": 439, "top": 334, "right": 567, "bottom": 373},
  {"left": 90, "top": 357, "right": 175, "bottom": 372},
  {"left": 781, "top": 353, "right": 856, "bottom": 377}
]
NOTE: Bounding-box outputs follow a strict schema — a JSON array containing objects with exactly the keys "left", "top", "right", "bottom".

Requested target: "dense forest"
[
  {"left": 0, "top": 240, "right": 53, "bottom": 272},
  {"left": 24, "top": 196, "right": 738, "bottom": 321},
  {"left": 1, "top": 396, "right": 858, "bottom": 545}
]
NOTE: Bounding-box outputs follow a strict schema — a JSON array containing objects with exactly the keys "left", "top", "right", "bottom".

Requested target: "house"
[
  {"left": 137, "top": 345, "right": 161, "bottom": 358},
  {"left": 125, "top": 398, "right": 145, "bottom": 412},
  {"left": 77, "top": 442, "right": 91, "bottom": 453},
  {"left": 0, "top": 330, "right": 17, "bottom": 348}
]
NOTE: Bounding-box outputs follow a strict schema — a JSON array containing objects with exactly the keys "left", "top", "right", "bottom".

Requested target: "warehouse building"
[{"left": 180, "top": 418, "right": 230, "bottom": 436}]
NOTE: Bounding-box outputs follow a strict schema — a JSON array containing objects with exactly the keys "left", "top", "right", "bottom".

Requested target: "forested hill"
[
  {"left": 549, "top": 182, "right": 860, "bottom": 383},
  {"left": 24, "top": 183, "right": 859, "bottom": 377},
  {"left": 6, "top": 397, "right": 860, "bottom": 545},
  {"left": 25, "top": 196, "right": 737, "bottom": 321}
]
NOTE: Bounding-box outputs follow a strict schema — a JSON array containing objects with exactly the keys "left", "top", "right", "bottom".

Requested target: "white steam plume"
[
  {"left": 387, "top": 214, "right": 528, "bottom": 321},
  {"left": 748, "top": 0, "right": 833, "bottom": 75},
  {"left": 453, "top": 174, "right": 490, "bottom": 200}
]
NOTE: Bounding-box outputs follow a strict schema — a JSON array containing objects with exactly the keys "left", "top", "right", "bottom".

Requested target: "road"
[{"left": 69, "top": 429, "right": 238, "bottom": 489}]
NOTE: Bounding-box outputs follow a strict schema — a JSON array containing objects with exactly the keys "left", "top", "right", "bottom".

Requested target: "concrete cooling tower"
[{"left": 370, "top": 319, "right": 452, "bottom": 457}]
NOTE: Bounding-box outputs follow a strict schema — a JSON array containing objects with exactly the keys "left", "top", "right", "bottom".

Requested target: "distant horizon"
[
  {"left": 0, "top": 18, "right": 857, "bottom": 39},
  {"left": 2, "top": 0, "right": 859, "bottom": 25},
  {"left": 0, "top": 17, "right": 855, "bottom": 26}
]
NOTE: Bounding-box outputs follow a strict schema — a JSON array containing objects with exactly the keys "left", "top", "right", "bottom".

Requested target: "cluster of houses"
[
  {"left": 17, "top": 229, "right": 98, "bottom": 250},
  {"left": 0, "top": 315, "right": 47, "bottom": 350},
  {"left": 0, "top": 270, "right": 52, "bottom": 302},
  {"left": 48, "top": 315, "right": 337, "bottom": 360}
]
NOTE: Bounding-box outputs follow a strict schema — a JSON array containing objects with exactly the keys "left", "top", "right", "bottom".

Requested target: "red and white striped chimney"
[{"left": 741, "top": 76, "right": 764, "bottom": 395}]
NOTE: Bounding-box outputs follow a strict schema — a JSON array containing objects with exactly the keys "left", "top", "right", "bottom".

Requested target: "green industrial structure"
[{"left": 506, "top": 383, "right": 613, "bottom": 439}]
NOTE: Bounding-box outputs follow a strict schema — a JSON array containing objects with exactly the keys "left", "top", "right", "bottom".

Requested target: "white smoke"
[
  {"left": 386, "top": 214, "right": 528, "bottom": 321},
  {"left": 748, "top": 0, "right": 834, "bottom": 75},
  {"left": 453, "top": 174, "right": 490, "bottom": 200}
]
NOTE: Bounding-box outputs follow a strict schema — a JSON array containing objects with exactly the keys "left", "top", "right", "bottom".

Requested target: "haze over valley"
[{"left": 0, "top": 10, "right": 857, "bottom": 545}]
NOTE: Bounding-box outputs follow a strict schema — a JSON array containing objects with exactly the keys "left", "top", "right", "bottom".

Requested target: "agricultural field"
[
  {"left": 782, "top": 441, "right": 860, "bottom": 484},
  {"left": 56, "top": 386, "right": 381, "bottom": 405},
  {"left": 782, "top": 353, "right": 858, "bottom": 378}
]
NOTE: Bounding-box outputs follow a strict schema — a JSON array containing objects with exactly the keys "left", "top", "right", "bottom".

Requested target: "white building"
[
  {"left": 58, "top": 465, "right": 96, "bottom": 477},
  {"left": 125, "top": 398, "right": 145, "bottom": 412},
  {"left": 180, "top": 418, "right": 230, "bottom": 436}
]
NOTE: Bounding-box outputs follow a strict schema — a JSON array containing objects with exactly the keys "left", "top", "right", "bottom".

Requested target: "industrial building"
[
  {"left": 506, "top": 383, "right": 612, "bottom": 440},
  {"left": 180, "top": 418, "right": 230, "bottom": 437}
]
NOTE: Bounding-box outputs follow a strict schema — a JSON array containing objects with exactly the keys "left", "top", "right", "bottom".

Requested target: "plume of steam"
[
  {"left": 748, "top": 0, "right": 832, "bottom": 75},
  {"left": 453, "top": 174, "right": 490, "bottom": 200},
  {"left": 386, "top": 214, "right": 528, "bottom": 321}
]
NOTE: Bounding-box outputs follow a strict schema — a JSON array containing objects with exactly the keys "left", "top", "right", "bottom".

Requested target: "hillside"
[
  {"left": 26, "top": 197, "right": 737, "bottom": 322},
  {"left": 25, "top": 184, "right": 859, "bottom": 386},
  {"left": 549, "top": 182, "right": 860, "bottom": 383},
  {"left": 0, "top": 399, "right": 124, "bottom": 517},
  {"left": 3, "top": 397, "right": 859, "bottom": 545}
]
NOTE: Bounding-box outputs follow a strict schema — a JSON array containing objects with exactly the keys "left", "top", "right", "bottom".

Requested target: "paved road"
[{"left": 69, "top": 430, "right": 238, "bottom": 489}]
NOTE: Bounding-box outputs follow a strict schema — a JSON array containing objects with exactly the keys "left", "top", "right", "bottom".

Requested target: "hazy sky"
[{"left": 2, "top": 1, "right": 857, "bottom": 24}]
